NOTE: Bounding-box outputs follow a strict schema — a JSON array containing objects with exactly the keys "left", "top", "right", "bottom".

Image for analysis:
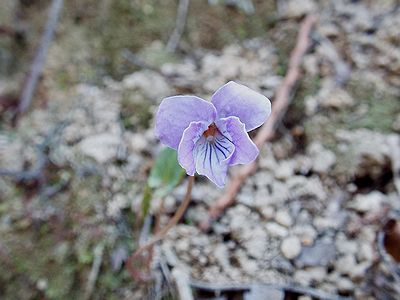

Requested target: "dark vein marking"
[
  {"left": 202, "top": 142, "right": 208, "bottom": 169},
  {"left": 214, "top": 143, "right": 228, "bottom": 159},
  {"left": 208, "top": 143, "right": 215, "bottom": 179}
]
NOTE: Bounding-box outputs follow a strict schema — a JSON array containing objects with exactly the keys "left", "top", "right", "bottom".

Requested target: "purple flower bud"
[{"left": 155, "top": 81, "right": 271, "bottom": 187}]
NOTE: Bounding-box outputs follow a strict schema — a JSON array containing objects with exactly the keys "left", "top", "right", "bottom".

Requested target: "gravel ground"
[{"left": 0, "top": 0, "right": 399, "bottom": 299}]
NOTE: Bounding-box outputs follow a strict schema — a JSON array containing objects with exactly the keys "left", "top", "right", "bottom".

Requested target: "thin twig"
[
  {"left": 159, "top": 255, "right": 174, "bottom": 293},
  {"left": 16, "top": 0, "right": 64, "bottom": 117},
  {"left": 127, "top": 176, "right": 195, "bottom": 280},
  {"left": 166, "top": 0, "right": 190, "bottom": 52},
  {"left": 200, "top": 15, "right": 318, "bottom": 231},
  {"left": 139, "top": 215, "right": 153, "bottom": 246},
  {"left": 0, "top": 121, "right": 69, "bottom": 182},
  {"left": 190, "top": 280, "right": 352, "bottom": 300},
  {"left": 83, "top": 243, "right": 105, "bottom": 300},
  {"left": 172, "top": 267, "right": 194, "bottom": 300}
]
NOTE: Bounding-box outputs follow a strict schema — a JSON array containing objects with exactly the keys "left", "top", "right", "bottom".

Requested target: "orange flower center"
[{"left": 203, "top": 123, "right": 218, "bottom": 141}]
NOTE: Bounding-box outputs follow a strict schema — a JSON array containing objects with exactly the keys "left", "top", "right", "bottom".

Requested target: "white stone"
[
  {"left": 106, "top": 193, "right": 128, "bottom": 218},
  {"left": 305, "top": 95, "right": 319, "bottom": 116},
  {"left": 336, "top": 255, "right": 357, "bottom": 275},
  {"left": 275, "top": 160, "right": 295, "bottom": 180},
  {"left": 294, "top": 270, "right": 312, "bottom": 286},
  {"left": 260, "top": 206, "right": 275, "bottom": 220},
  {"left": 294, "top": 268, "right": 326, "bottom": 286},
  {"left": 314, "top": 216, "right": 342, "bottom": 230},
  {"left": 357, "top": 242, "right": 375, "bottom": 262},
  {"left": 348, "top": 191, "right": 387, "bottom": 213},
  {"left": 36, "top": 279, "right": 48, "bottom": 291},
  {"left": 335, "top": 234, "right": 358, "bottom": 255},
  {"left": 293, "top": 225, "right": 317, "bottom": 246},
  {"left": 122, "top": 70, "right": 170, "bottom": 100},
  {"left": 320, "top": 87, "right": 355, "bottom": 109},
  {"left": 281, "top": 236, "right": 302, "bottom": 259},
  {"left": 275, "top": 210, "right": 293, "bottom": 227},
  {"left": 359, "top": 227, "right": 376, "bottom": 243},
  {"left": 227, "top": 205, "right": 256, "bottom": 236},
  {"left": 244, "top": 227, "right": 268, "bottom": 260},
  {"left": 162, "top": 195, "right": 177, "bottom": 213},
  {"left": 336, "top": 276, "right": 355, "bottom": 293},
  {"left": 335, "top": 129, "right": 391, "bottom": 178},
  {"left": 237, "top": 251, "right": 259, "bottom": 275},
  {"left": 214, "top": 244, "right": 230, "bottom": 270},
  {"left": 127, "top": 133, "right": 148, "bottom": 153},
  {"left": 319, "top": 22, "right": 340, "bottom": 37},
  {"left": 307, "top": 142, "right": 336, "bottom": 174},
  {"left": 78, "top": 133, "right": 120, "bottom": 163},
  {"left": 298, "top": 296, "right": 312, "bottom": 300},
  {"left": 349, "top": 261, "right": 371, "bottom": 280},
  {"left": 265, "top": 222, "right": 289, "bottom": 238},
  {"left": 261, "top": 76, "right": 283, "bottom": 90},
  {"left": 287, "top": 176, "right": 327, "bottom": 201},
  {"left": 303, "top": 55, "right": 319, "bottom": 76},
  {"left": 283, "top": 0, "right": 317, "bottom": 18}
]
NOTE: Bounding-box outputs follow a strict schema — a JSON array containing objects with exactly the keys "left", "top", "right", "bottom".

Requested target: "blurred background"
[{"left": 0, "top": 0, "right": 399, "bottom": 299}]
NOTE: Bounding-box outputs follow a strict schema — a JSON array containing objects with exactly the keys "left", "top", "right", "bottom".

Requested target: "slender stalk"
[
  {"left": 17, "top": 0, "right": 64, "bottom": 116},
  {"left": 166, "top": 0, "right": 190, "bottom": 52},
  {"left": 127, "top": 176, "right": 195, "bottom": 280}
]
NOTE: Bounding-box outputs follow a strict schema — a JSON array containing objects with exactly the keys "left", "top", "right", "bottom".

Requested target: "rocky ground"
[{"left": 1, "top": 0, "right": 400, "bottom": 299}]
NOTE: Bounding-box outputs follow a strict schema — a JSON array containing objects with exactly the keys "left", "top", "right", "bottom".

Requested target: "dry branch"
[
  {"left": 83, "top": 243, "right": 105, "bottom": 300},
  {"left": 0, "top": 121, "right": 68, "bottom": 182},
  {"left": 166, "top": 0, "right": 190, "bottom": 52},
  {"left": 200, "top": 15, "right": 318, "bottom": 231},
  {"left": 0, "top": 121, "right": 69, "bottom": 201},
  {"left": 172, "top": 267, "right": 194, "bottom": 300},
  {"left": 190, "top": 280, "right": 351, "bottom": 300},
  {"left": 16, "top": 0, "right": 64, "bottom": 117}
]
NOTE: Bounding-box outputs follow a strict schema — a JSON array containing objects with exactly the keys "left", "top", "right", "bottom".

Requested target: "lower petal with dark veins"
[{"left": 193, "top": 133, "right": 235, "bottom": 187}]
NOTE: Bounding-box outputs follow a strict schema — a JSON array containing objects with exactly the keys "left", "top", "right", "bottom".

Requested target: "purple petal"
[
  {"left": 156, "top": 96, "right": 216, "bottom": 149},
  {"left": 216, "top": 116, "right": 259, "bottom": 165},
  {"left": 177, "top": 121, "right": 209, "bottom": 176},
  {"left": 211, "top": 81, "right": 271, "bottom": 132},
  {"left": 193, "top": 131, "right": 235, "bottom": 187}
]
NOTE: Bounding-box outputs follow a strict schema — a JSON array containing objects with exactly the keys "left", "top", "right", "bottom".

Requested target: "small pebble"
[
  {"left": 275, "top": 210, "right": 293, "bottom": 227},
  {"left": 281, "top": 236, "right": 302, "bottom": 259}
]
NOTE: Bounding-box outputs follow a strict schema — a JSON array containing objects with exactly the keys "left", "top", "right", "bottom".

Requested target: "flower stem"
[{"left": 127, "top": 176, "right": 195, "bottom": 280}]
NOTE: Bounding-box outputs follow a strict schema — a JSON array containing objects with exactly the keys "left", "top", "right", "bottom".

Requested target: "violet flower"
[{"left": 156, "top": 81, "right": 271, "bottom": 187}]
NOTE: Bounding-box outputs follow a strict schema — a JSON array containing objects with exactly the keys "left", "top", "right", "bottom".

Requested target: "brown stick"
[
  {"left": 166, "top": 0, "right": 190, "bottom": 52},
  {"left": 16, "top": 0, "right": 64, "bottom": 117},
  {"left": 200, "top": 15, "right": 317, "bottom": 231},
  {"left": 127, "top": 176, "right": 195, "bottom": 280}
]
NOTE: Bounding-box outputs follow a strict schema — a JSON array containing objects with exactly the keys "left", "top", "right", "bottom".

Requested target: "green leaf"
[
  {"left": 148, "top": 147, "right": 185, "bottom": 196},
  {"left": 141, "top": 184, "right": 152, "bottom": 216},
  {"left": 141, "top": 148, "right": 185, "bottom": 217}
]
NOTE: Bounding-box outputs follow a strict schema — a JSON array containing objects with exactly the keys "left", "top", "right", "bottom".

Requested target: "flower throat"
[{"left": 203, "top": 123, "right": 219, "bottom": 142}]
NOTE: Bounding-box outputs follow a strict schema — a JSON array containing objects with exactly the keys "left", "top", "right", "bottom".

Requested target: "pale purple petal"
[
  {"left": 193, "top": 132, "right": 235, "bottom": 188},
  {"left": 216, "top": 116, "right": 259, "bottom": 165},
  {"left": 211, "top": 81, "right": 271, "bottom": 132},
  {"left": 156, "top": 96, "right": 216, "bottom": 149},
  {"left": 177, "top": 121, "right": 209, "bottom": 176}
]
